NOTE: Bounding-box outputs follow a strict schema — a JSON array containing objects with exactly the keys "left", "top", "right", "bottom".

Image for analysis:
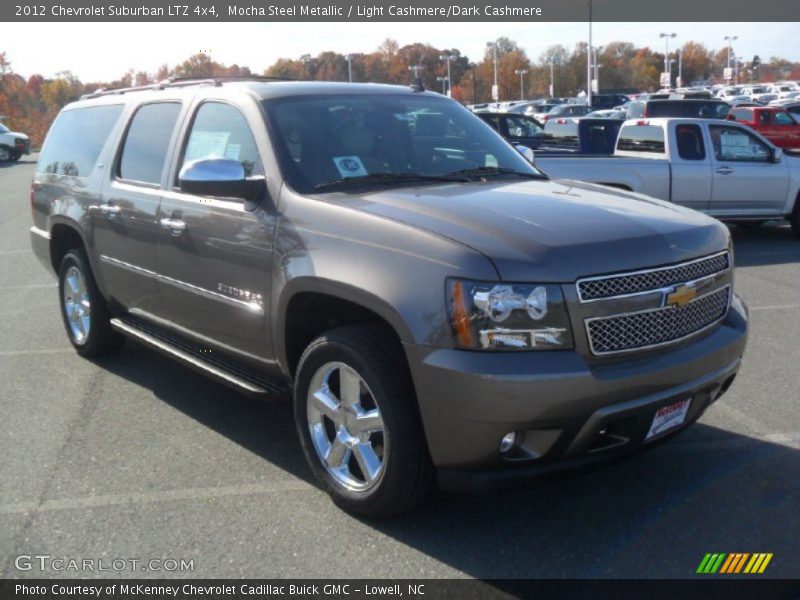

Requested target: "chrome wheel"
[
  {"left": 0, "top": 147, "right": 9, "bottom": 162},
  {"left": 62, "top": 265, "right": 91, "bottom": 345},
  {"left": 306, "top": 361, "right": 386, "bottom": 492}
]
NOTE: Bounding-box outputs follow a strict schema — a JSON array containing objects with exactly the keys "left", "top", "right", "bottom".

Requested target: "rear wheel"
[
  {"left": 294, "top": 324, "right": 433, "bottom": 517},
  {"left": 58, "top": 248, "right": 125, "bottom": 357}
]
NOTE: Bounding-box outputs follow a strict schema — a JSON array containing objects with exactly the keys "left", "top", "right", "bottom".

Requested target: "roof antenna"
[{"left": 408, "top": 64, "right": 425, "bottom": 92}]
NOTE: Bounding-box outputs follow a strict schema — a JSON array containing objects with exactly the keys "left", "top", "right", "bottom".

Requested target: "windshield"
[
  {"left": 0, "top": 123, "right": 9, "bottom": 134},
  {"left": 263, "top": 93, "right": 544, "bottom": 194}
]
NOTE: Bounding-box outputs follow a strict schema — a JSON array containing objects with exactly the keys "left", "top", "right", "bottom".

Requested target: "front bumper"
[{"left": 404, "top": 294, "right": 748, "bottom": 490}]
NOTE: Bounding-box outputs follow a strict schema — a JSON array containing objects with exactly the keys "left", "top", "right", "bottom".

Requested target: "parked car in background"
[
  {"left": 716, "top": 87, "right": 742, "bottom": 99},
  {"left": 589, "top": 93, "right": 631, "bottom": 110},
  {"left": 585, "top": 109, "right": 627, "bottom": 120},
  {"left": 643, "top": 99, "right": 731, "bottom": 119},
  {"left": 0, "top": 121, "right": 31, "bottom": 162},
  {"left": 540, "top": 103, "right": 591, "bottom": 123},
  {"left": 726, "top": 106, "right": 800, "bottom": 149},
  {"left": 535, "top": 118, "right": 800, "bottom": 234},
  {"left": 768, "top": 85, "right": 798, "bottom": 99},
  {"left": 477, "top": 112, "right": 545, "bottom": 149},
  {"left": 525, "top": 102, "right": 560, "bottom": 122}
]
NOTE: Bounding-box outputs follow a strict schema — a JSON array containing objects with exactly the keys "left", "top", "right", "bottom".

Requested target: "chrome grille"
[
  {"left": 577, "top": 252, "right": 730, "bottom": 302},
  {"left": 586, "top": 286, "right": 730, "bottom": 355}
]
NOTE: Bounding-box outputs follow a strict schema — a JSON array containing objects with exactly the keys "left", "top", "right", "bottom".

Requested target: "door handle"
[
  {"left": 159, "top": 218, "right": 186, "bottom": 236},
  {"left": 715, "top": 167, "right": 734, "bottom": 175},
  {"left": 99, "top": 204, "right": 121, "bottom": 219}
]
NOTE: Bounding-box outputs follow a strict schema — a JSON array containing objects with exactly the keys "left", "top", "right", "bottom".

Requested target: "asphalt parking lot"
[{"left": 1, "top": 155, "right": 799, "bottom": 580}]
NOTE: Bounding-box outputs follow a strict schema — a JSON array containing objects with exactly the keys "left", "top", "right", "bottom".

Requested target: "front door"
[
  {"left": 156, "top": 100, "right": 277, "bottom": 361},
  {"left": 707, "top": 124, "right": 789, "bottom": 217}
]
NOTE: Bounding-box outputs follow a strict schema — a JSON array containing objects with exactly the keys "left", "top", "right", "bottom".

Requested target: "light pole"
[
  {"left": 486, "top": 40, "right": 499, "bottom": 106},
  {"left": 549, "top": 56, "right": 555, "bottom": 97},
  {"left": 408, "top": 64, "right": 423, "bottom": 88},
  {"left": 345, "top": 54, "right": 353, "bottom": 83},
  {"left": 587, "top": 0, "right": 593, "bottom": 106},
  {"left": 677, "top": 48, "right": 683, "bottom": 88},
  {"left": 592, "top": 46, "right": 603, "bottom": 93},
  {"left": 515, "top": 68, "right": 528, "bottom": 100},
  {"left": 439, "top": 53, "right": 455, "bottom": 97},
  {"left": 436, "top": 76, "right": 449, "bottom": 95},
  {"left": 660, "top": 32, "right": 677, "bottom": 76},
  {"left": 724, "top": 35, "right": 738, "bottom": 83}
]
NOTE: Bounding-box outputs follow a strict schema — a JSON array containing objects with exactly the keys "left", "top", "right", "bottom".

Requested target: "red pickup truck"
[{"left": 727, "top": 106, "right": 800, "bottom": 149}]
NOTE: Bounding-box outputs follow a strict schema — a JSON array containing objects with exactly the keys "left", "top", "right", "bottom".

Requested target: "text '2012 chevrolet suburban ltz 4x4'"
[{"left": 30, "top": 78, "right": 748, "bottom": 517}]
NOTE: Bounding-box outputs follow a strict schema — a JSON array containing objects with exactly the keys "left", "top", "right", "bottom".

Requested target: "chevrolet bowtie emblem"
[{"left": 665, "top": 284, "right": 697, "bottom": 307}]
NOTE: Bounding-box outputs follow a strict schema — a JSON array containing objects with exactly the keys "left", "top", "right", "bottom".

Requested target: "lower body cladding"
[{"left": 405, "top": 295, "right": 748, "bottom": 492}]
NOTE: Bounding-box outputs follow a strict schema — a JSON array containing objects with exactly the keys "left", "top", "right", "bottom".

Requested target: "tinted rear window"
[
  {"left": 38, "top": 105, "right": 123, "bottom": 177},
  {"left": 617, "top": 125, "right": 665, "bottom": 153},
  {"left": 118, "top": 102, "right": 182, "bottom": 185}
]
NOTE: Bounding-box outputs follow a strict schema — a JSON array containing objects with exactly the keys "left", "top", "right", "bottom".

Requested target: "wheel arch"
[{"left": 276, "top": 278, "right": 415, "bottom": 379}]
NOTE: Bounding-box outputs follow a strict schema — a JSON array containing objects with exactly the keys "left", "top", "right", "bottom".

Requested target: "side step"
[{"left": 110, "top": 316, "right": 289, "bottom": 399}]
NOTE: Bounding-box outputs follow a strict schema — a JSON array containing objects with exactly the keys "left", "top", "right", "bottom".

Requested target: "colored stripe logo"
[{"left": 697, "top": 553, "right": 773, "bottom": 574}]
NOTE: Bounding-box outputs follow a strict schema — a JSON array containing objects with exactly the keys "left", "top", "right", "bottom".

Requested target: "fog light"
[{"left": 499, "top": 432, "right": 517, "bottom": 453}]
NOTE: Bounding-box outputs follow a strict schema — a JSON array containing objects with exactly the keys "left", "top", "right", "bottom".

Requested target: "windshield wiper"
[
  {"left": 444, "top": 166, "right": 548, "bottom": 180},
  {"left": 314, "top": 172, "right": 469, "bottom": 192}
]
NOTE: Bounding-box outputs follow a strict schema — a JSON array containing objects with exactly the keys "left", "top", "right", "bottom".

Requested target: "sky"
[{"left": 3, "top": 22, "right": 799, "bottom": 81}]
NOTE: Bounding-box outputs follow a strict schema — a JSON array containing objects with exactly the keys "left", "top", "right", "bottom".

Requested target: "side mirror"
[
  {"left": 772, "top": 147, "right": 783, "bottom": 163},
  {"left": 179, "top": 158, "right": 265, "bottom": 201},
  {"left": 516, "top": 145, "right": 535, "bottom": 163}
]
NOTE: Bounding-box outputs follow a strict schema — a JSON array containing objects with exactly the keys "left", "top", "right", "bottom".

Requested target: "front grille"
[
  {"left": 586, "top": 286, "right": 730, "bottom": 355},
  {"left": 577, "top": 252, "right": 730, "bottom": 302}
]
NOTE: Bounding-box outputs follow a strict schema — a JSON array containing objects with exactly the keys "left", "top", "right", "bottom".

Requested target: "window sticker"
[
  {"left": 332, "top": 155, "right": 368, "bottom": 178},
  {"left": 185, "top": 131, "right": 230, "bottom": 161},
  {"left": 224, "top": 143, "right": 241, "bottom": 161}
]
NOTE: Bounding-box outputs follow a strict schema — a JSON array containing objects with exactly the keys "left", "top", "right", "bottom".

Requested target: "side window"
[
  {"left": 732, "top": 108, "right": 751, "bottom": 121},
  {"left": 506, "top": 116, "right": 542, "bottom": 139},
  {"left": 616, "top": 125, "right": 666, "bottom": 154},
  {"left": 774, "top": 112, "right": 795, "bottom": 126},
  {"left": 758, "top": 112, "right": 771, "bottom": 126},
  {"left": 709, "top": 126, "right": 771, "bottom": 163},
  {"left": 118, "top": 102, "right": 182, "bottom": 185},
  {"left": 676, "top": 124, "right": 706, "bottom": 161},
  {"left": 181, "top": 102, "right": 261, "bottom": 178},
  {"left": 38, "top": 105, "right": 123, "bottom": 177}
]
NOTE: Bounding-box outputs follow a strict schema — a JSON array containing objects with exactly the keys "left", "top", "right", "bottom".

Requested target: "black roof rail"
[{"left": 80, "top": 75, "right": 296, "bottom": 100}]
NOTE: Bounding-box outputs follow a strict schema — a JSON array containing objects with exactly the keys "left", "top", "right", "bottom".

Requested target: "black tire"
[
  {"left": 57, "top": 248, "right": 125, "bottom": 357},
  {"left": 0, "top": 146, "right": 11, "bottom": 162},
  {"left": 294, "top": 324, "right": 433, "bottom": 518},
  {"left": 737, "top": 220, "right": 765, "bottom": 229},
  {"left": 792, "top": 201, "right": 800, "bottom": 240}
]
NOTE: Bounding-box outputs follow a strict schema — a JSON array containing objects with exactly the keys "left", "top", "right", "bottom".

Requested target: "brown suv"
[{"left": 31, "top": 78, "right": 748, "bottom": 517}]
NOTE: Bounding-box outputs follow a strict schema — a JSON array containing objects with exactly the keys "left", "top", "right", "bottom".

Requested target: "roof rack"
[{"left": 80, "top": 75, "right": 296, "bottom": 100}]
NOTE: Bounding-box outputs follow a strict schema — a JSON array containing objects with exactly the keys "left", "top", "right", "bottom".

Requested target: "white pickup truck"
[{"left": 534, "top": 118, "right": 800, "bottom": 237}]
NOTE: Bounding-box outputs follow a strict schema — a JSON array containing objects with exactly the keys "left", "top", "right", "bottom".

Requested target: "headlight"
[{"left": 447, "top": 279, "right": 573, "bottom": 351}]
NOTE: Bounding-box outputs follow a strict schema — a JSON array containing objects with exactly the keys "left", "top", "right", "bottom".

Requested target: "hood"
[{"left": 329, "top": 178, "right": 728, "bottom": 282}]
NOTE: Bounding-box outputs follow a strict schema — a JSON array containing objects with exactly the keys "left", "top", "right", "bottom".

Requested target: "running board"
[{"left": 110, "top": 317, "right": 289, "bottom": 399}]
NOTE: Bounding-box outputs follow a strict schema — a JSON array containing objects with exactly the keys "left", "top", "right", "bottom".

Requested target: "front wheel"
[
  {"left": 58, "top": 248, "right": 125, "bottom": 357},
  {"left": 294, "top": 324, "right": 433, "bottom": 518}
]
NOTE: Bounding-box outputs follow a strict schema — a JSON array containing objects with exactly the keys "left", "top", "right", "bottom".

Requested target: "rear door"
[
  {"left": 707, "top": 123, "right": 789, "bottom": 216},
  {"left": 670, "top": 123, "right": 712, "bottom": 211},
  {"left": 156, "top": 99, "right": 277, "bottom": 360},
  {"left": 95, "top": 101, "right": 184, "bottom": 314}
]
